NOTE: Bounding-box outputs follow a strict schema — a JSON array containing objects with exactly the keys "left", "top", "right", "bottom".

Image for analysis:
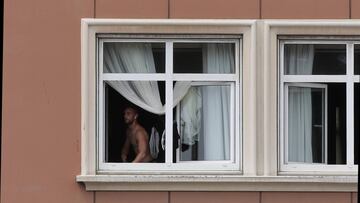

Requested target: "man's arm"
[
  {"left": 121, "top": 137, "right": 131, "bottom": 162},
  {"left": 132, "top": 130, "right": 150, "bottom": 163}
]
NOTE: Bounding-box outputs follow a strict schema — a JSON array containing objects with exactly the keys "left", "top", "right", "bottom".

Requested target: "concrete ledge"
[{"left": 77, "top": 175, "right": 357, "bottom": 191}]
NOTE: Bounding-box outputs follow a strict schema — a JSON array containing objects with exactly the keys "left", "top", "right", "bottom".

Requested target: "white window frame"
[
  {"left": 77, "top": 19, "right": 357, "bottom": 191},
  {"left": 98, "top": 38, "right": 241, "bottom": 172},
  {"left": 175, "top": 81, "right": 236, "bottom": 163},
  {"left": 283, "top": 83, "right": 328, "bottom": 166},
  {"left": 279, "top": 40, "right": 360, "bottom": 173}
]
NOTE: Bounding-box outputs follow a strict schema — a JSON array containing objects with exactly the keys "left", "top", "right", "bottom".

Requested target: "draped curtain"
[
  {"left": 103, "top": 43, "right": 191, "bottom": 115},
  {"left": 286, "top": 44, "right": 315, "bottom": 163}
]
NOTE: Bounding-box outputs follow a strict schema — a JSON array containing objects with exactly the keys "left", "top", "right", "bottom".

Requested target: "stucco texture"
[
  {"left": 2, "top": 0, "right": 94, "bottom": 202},
  {"left": 1, "top": 0, "right": 357, "bottom": 202}
]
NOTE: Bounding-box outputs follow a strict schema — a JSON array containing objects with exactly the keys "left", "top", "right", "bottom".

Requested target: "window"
[
  {"left": 279, "top": 41, "right": 359, "bottom": 172},
  {"left": 98, "top": 38, "right": 241, "bottom": 171},
  {"left": 78, "top": 19, "right": 357, "bottom": 191}
]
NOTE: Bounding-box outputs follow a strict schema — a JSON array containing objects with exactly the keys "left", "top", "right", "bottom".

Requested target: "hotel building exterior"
[{"left": 2, "top": 0, "right": 359, "bottom": 202}]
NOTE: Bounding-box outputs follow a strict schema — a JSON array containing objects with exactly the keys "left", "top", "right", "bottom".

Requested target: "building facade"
[{"left": 2, "top": 0, "right": 359, "bottom": 203}]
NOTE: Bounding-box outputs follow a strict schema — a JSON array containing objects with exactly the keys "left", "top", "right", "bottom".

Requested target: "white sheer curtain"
[
  {"left": 103, "top": 43, "right": 191, "bottom": 115},
  {"left": 286, "top": 45, "right": 315, "bottom": 163},
  {"left": 201, "top": 44, "right": 233, "bottom": 160},
  {"left": 179, "top": 44, "right": 234, "bottom": 161}
]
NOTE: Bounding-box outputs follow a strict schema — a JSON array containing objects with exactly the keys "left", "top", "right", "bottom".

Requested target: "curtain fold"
[
  {"left": 104, "top": 43, "right": 191, "bottom": 115},
  {"left": 180, "top": 43, "right": 234, "bottom": 160},
  {"left": 202, "top": 44, "right": 233, "bottom": 160},
  {"left": 286, "top": 44, "right": 315, "bottom": 163},
  {"left": 180, "top": 87, "right": 202, "bottom": 145}
]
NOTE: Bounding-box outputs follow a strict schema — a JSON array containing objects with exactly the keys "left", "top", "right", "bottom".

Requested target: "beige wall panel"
[
  {"left": 2, "top": 0, "right": 94, "bottom": 202},
  {"left": 96, "top": 0, "right": 168, "bottom": 18},
  {"left": 352, "top": 0, "right": 360, "bottom": 18},
  {"left": 262, "top": 192, "right": 351, "bottom": 203},
  {"left": 96, "top": 192, "right": 168, "bottom": 203},
  {"left": 170, "top": 0, "right": 260, "bottom": 19},
  {"left": 261, "top": 0, "right": 349, "bottom": 19},
  {"left": 352, "top": 193, "right": 358, "bottom": 203},
  {"left": 171, "top": 192, "right": 259, "bottom": 203}
]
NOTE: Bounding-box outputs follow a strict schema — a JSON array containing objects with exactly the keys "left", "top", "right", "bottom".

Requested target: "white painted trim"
[
  {"left": 175, "top": 82, "right": 237, "bottom": 163},
  {"left": 279, "top": 39, "right": 359, "bottom": 173},
  {"left": 264, "top": 20, "right": 360, "bottom": 27},
  {"left": 235, "top": 38, "right": 242, "bottom": 174},
  {"left": 97, "top": 38, "right": 241, "bottom": 171},
  {"left": 283, "top": 83, "right": 328, "bottom": 168},
  {"left": 80, "top": 19, "right": 359, "bottom": 191},
  {"left": 98, "top": 162, "right": 239, "bottom": 171},
  {"left": 76, "top": 175, "right": 357, "bottom": 192},
  {"left": 172, "top": 74, "right": 236, "bottom": 81},
  {"left": 102, "top": 74, "right": 166, "bottom": 81},
  {"left": 81, "top": 18, "right": 256, "bottom": 26},
  {"left": 346, "top": 43, "right": 355, "bottom": 166},
  {"left": 282, "top": 76, "right": 349, "bottom": 83},
  {"left": 165, "top": 41, "right": 173, "bottom": 164}
]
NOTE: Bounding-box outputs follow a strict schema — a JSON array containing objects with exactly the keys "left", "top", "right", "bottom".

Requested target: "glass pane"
[
  {"left": 287, "top": 86, "right": 326, "bottom": 163},
  {"left": 327, "top": 83, "right": 346, "bottom": 164},
  {"left": 103, "top": 42, "right": 165, "bottom": 73},
  {"left": 104, "top": 81, "right": 165, "bottom": 163},
  {"left": 173, "top": 43, "right": 235, "bottom": 74},
  {"left": 177, "top": 85, "right": 231, "bottom": 161},
  {"left": 355, "top": 44, "right": 360, "bottom": 75},
  {"left": 355, "top": 84, "right": 359, "bottom": 164},
  {"left": 284, "top": 44, "right": 346, "bottom": 75}
]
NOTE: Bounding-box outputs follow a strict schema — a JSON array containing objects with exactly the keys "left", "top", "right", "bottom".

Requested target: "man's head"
[{"left": 123, "top": 106, "right": 138, "bottom": 125}]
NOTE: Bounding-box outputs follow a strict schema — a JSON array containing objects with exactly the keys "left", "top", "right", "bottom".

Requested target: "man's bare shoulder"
[{"left": 134, "top": 126, "right": 148, "bottom": 139}]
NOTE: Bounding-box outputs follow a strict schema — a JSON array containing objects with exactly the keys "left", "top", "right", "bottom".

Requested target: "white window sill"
[{"left": 76, "top": 175, "right": 357, "bottom": 191}]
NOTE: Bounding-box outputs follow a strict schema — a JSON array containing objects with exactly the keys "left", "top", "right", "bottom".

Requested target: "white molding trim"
[
  {"left": 81, "top": 19, "right": 256, "bottom": 178},
  {"left": 82, "top": 18, "right": 256, "bottom": 26},
  {"left": 80, "top": 19, "right": 359, "bottom": 191},
  {"left": 262, "top": 20, "right": 360, "bottom": 177},
  {"left": 76, "top": 175, "right": 357, "bottom": 191}
]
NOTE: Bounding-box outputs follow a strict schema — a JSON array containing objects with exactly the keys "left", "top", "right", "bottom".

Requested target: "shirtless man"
[{"left": 121, "top": 107, "right": 153, "bottom": 163}]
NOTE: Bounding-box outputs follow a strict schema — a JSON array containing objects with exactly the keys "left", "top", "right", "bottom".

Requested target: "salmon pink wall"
[
  {"left": 261, "top": 0, "right": 350, "bottom": 19},
  {"left": 352, "top": 0, "right": 360, "bottom": 18},
  {"left": 2, "top": 0, "right": 94, "bottom": 202},
  {"left": 2, "top": 0, "right": 358, "bottom": 202}
]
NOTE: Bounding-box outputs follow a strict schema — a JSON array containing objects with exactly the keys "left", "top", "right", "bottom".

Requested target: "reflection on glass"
[
  {"left": 178, "top": 85, "right": 230, "bottom": 161},
  {"left": 284, "top": 44, "right": 346, "bottom": 75},
  {"left": 355, "top": 44, "right": 360, "bottom": 75},
  {"left": 288, "top": 86, "right": 326, "bottom": 163},
  {"left": 103, "top": 42, "right": 165, "bottom": 73},
  {"left": 355, "top": 84, "right": 359, "bottom": 164},
  {"left": 104, "top": 81, "right": 166, "bottom": 163},
  {"left": 327, "top": 83, "right": 347, "bottom": 164},
  {"left": 173, "top": 43, "right": 235, "bottom": 73}
]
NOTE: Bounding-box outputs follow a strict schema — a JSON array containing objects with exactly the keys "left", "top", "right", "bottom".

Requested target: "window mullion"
[
  {"left": 279, "top": 41, "right": 286, "bottom": 169},
  {"left": 165, "top": 41, "right": 174, "bottom": 164},
  {"left": 99, "top": 40, "right": 106, "bottom": 168},
  {"left": 346, "top": 43, "right": 355, "bottom": 167}
]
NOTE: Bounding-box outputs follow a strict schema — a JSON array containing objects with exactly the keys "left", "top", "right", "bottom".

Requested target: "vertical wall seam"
[
  {"left": 93, "top": 191, "right": 96, "bottom": 203},
  {"left": 168, "top": 0, "right": 170, "bottom": 19},
  {"left": 259, "top": 191, "right": 262, "bottom": 203},
  {"left": 168, "top": 191, "right": 171, "bottom": 203},
  {"left": 259, "top": 0, "right": 262, "bottom": 19},
  {"left": 349, "top": 0, "right": 352, "bottom": 19},
  {"left": 94, "top": 0, "right": 96, "bottom": 18}
]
